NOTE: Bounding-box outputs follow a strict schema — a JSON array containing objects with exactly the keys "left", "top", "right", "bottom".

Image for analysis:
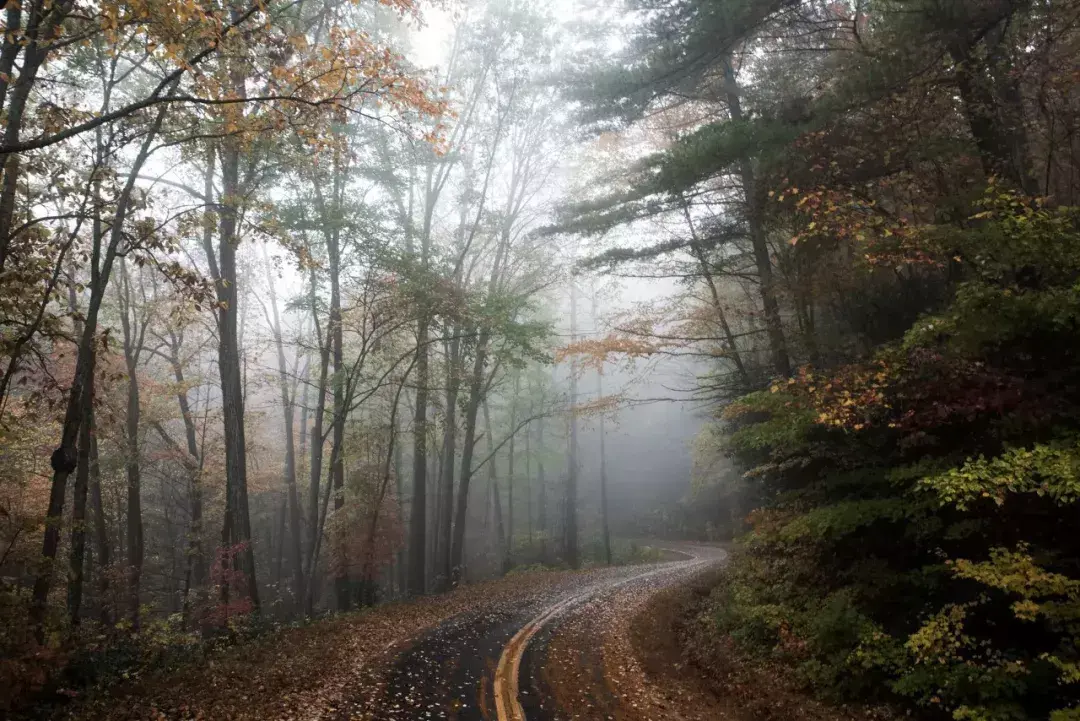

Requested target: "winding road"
[{"left": 363, "top": 544, "right": 727, "bottom": 721}]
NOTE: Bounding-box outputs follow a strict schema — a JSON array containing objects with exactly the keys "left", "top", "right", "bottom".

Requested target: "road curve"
[{"left": 363, "top": 544, "right": 726, "bottom": 721}]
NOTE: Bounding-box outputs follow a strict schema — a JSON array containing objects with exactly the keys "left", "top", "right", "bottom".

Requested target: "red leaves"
[
  {"left": 782, "top": 348, "right": 1030, "bottom": 443},
  {"left": 205, "top": 542, "right": 256, "bottom": 627}
]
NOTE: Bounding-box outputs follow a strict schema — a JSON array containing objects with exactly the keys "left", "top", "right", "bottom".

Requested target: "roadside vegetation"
[{"left": 558, "top": 1, "right": 1080, "bottom": 720}]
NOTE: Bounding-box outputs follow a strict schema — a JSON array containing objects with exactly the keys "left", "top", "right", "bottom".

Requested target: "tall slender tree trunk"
[
  {"left": 66, "top": 267, "right": 92, "bottom": 628},
  {"left": 122, "top": 334, "right": 143, "bottom": 626},
  {"left": 306, "top": 429, "right": 340, "bottom": 612},
  {"left": 449, "top": 237, "right": 507, "bottom": 585},
  {"left": 166, "top": 329, "right": 205, "bottom": 624},
  {"left": 449, "top": 324, "right": 490, "bottom": 586},
  {"left": 506, "top": 372, "right": 519, "bottom": 570},
  {"left": 393, "top": 414, "right": 406, "bottom": 597},
  {"left": 722, "top": 59, "right": 790, "bottom": 379},
  {"left": 537, "top": 416, "right": 546, "bottom": 561},
  {"left": 118, "top": 260, "right": 147, "bottom": 628},
  {"left": 67, "top": 372, "right": 94, "bottom": 627},
  {"left": 436, "top": 330, "right": 462, "bottom": 590},
  {"left": 409, "top": 316, "right": 430, "bottom": 595},
  {"left": 215, "top": 122, "right": 259, "bottom": 611},
  {"left": 591, "top": 288, "right": 611, "bottom": 566},
  {"left": 525, "top": 402, "right": 532, "bottom": 548},
  {"left": 682, "top": 198, "right": 751, "bottom": 387},
  {"left": 484, "top": 402, "right": 508, "bottom": 573},
  {"left": 306, "top": 260, "right": 331, "bottom": 612},
  {"left": 178, "top": 150, "right": 218, "bottom": 624},
  {"left": 0, "top": 2, "right": 71, "bottom": 273},
  {"left": 426, "top": 437, "right": 439, "bottom": 589},
  {"left": 265, "top": 252, "right": 304, "bottom": 610},
  {"left": 324, "top": 161, "right": 349, "bottom": 611},
  {"left": 565, "top": 281, "right": 580, "bottom": 569},
  {"left": 175, "top": 352, "right": 205, "bottom": 624},
  {"left": 359, "top": 363, "right": 414, "bottom": 606}
]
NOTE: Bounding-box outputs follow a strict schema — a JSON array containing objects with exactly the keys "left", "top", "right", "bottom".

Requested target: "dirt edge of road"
[{"left": 629, "top": 570, "right": 895, "bottom": 721}]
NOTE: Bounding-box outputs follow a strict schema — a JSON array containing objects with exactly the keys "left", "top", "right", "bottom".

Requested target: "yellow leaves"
[
  {"left": 1011, "top": 599, "right": 1040, "bottom": 622},
  {"left": 905, "top": 603, "right": 971, "bottom": 664}
]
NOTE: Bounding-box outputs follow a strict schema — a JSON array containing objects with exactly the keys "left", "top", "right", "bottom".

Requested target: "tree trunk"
[
  {"left": 89, "top": 408, "right": 110, "bottom": 625},
  {"left": 326, "top": 172, "right": 349, "bottom": 611},
  {"left": 436, "top": 330, "right": 462, "bottom": 590},
  {"left": 948, "top": 28, "right": 1038, "bottom": 195},
  {"left": 359, "top": 362, "right": 414, "bottom": 606},
  {"left": 215, "top": 129, "right": 259, "bottom": 611},
  {"left": 118, "top": 260, "right": 146, "bottom": 629},
  {"left": 537, "top": 416, "right": 547, "bottom": 561},
  {"left": 393, "top": 424, "right": 406, "bottom": 597},
  {"left": 408, "top": 315, "right": 430, "bottom": 596},
  {"left": 682, "top": 199, "right": 751, "bottom": 387},
  {"left": 123, "top": 333, "right": 144, "bottom": 628},
  {"left": 591, "top": 289, "right": 612, "bottom": 566},
  {"left": 506, "top": 372, "right": 519, "bottom": 569},
  {"left": 565, "top": 281, "right": 580, "bottom": 569},
  {"left": 722, "top": 59, "right": 790, "bottom": 379},
  {"left": 265, "top": 252, "right": 304, "bottom": 609},
  {"left": 306, "top": 260, "right": 331, "bottom": 611},
  {"left": 525, "top": 403, "right": 532, "bottom": 548},
  {"left": 29, "top": 100, "right": 168, "bottom": 640},
  {"left": 0, "top": 1, "right": 71, "bottom": 273},
  {"left": 165, "top": 330, "right": 206, "bottom": 623},
  {"left": 66, "top": 264, "right": 92, "bottom": 628},
  {"left": 67, "top": 376, "right": 94, "bottom": 627},
  {"left": 449, "top": 324, "right": 490, "bottom": 586},
  {"left": 484, "top": 402, "right": 508, "bottom": 574}
]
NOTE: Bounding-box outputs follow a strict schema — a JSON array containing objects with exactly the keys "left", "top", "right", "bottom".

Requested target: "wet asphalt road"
[{"left": 366, "top": 545, "right": 725, "bottom": 721}]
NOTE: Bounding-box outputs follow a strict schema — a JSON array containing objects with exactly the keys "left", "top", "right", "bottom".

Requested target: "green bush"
[{"left": 713, "top": 195, "right": 1080, "bottom": 719}]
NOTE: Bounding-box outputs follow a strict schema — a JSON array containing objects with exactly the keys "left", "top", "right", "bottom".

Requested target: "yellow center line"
[{"left": 492, "top": 557, "right": 708, "bottom": 721}]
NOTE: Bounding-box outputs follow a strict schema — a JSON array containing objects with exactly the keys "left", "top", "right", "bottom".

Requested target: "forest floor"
[{"left": 31, "top": 544, "right": 888, "bottom": 721}]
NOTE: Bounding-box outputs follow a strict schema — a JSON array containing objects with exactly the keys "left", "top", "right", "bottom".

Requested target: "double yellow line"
[
  {"left": 491, "top": 558, "right": 707, "bottom": 721},
  {"left": 493, "top": 589, "right": 591, "bottom": 721}
]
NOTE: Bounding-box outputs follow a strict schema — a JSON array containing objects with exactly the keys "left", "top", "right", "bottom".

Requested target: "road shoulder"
[{"left": 631, "top": 571, "right": 895, "bottom": 721}]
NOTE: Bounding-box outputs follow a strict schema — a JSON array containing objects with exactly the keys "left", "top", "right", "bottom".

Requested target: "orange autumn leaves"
[
  {"left": 739, "top": 350, "right": 1028, "bottom": 440},
  {"left": 71, "top": 1, "right": 449, "bottom": 152},
  {"left": 555, "top": 335, "right": 660, "bottom": 372}
]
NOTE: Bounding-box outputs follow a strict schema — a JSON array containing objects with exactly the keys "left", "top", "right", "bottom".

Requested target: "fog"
[
  {"left": 0, "top": 0, "right": 737, "bottom": 643},
  {"left": 5, "top": 0, "right": 1078, "bottom": 716}
]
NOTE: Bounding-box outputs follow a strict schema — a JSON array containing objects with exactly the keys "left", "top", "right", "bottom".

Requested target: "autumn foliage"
[{"left": 717, "top": 193, "right": 1080, "bottom": 720}]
